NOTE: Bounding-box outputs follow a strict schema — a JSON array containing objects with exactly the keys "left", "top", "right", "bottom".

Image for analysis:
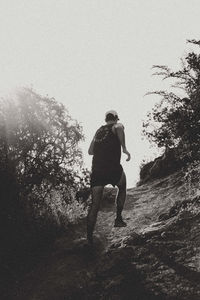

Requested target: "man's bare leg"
[
  {"left": 115, "top": 171, "right": 127, "bottom": 227},
  {"left": 87, "top": 186, "right": 104, "bottom": 245}
]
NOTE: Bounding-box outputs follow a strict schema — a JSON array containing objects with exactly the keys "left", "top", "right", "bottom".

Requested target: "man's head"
[{"left": 105, "top": 110, "right": 119, "bottom": 122}]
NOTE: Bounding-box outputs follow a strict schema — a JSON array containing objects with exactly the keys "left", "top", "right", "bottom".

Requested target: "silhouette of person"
[{"left": 87, "top": 110, "right": 131, "bottom": 245}]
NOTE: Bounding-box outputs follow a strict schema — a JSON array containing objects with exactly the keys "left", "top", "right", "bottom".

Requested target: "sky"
[{"left": 0, "top": 0, "right": 200, "bottom": 187}]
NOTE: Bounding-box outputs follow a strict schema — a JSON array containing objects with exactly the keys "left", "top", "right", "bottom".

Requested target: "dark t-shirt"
[{"left": 92, "top": 124, "right": 121, "bottom": 172}]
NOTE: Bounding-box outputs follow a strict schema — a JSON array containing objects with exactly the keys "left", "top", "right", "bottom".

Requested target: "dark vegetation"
[
  {"left": 0, "top": 88, "right": 89, "bottom": 297},
  {"left": 141, "top": 39, "right": 200, "bottom": 183}
]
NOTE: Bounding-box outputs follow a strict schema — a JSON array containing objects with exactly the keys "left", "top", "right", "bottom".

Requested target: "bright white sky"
[{"left": 0, "top": 0, "right": 200, "bottom": 187}]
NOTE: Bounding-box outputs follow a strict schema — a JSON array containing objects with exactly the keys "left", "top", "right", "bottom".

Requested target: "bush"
[
  {"left": 25, "top": 184, "right": 88, "bottom": 238},
  {"left": 0, "top": 88, "right": 85, "bottom": 289},
  {"left": 143, "top": 40, "right": 200, "bottom": 163},
  {"left": 0, "top": 88, "right": 83, "bottom": 193}
]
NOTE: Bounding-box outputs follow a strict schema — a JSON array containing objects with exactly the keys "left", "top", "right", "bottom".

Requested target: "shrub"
[
  {"left": 143, "top": 40, "right": 200, "bottom": 163},
  {"left": 0, "top": 88, "right": 83, "bottom": 193},
  {"left": 0, "top": 87, "right": 84, "bottom": 264}
]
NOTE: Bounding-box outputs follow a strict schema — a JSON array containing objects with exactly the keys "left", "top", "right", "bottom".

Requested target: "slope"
[{"left": 11, "top": 168, "right": 200, "bottom": 300}]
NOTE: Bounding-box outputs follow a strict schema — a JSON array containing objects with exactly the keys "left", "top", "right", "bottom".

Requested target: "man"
[{"left": 87, "top": 110, "right": 131, "bottom": 245}]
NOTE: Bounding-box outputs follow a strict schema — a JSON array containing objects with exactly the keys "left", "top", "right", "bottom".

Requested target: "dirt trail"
[
  {"left": 12, "top": 171, "right": 200, "bottom": 300},
  {"left": 96, "top": 172, "right": 187, "bottom": 249}
]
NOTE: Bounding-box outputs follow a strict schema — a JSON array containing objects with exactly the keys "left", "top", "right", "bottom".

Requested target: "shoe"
[{"left": 114, "top": 218, "right": 127, "bottom": 227}]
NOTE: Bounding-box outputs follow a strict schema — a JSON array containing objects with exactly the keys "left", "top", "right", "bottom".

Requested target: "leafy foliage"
[
  {"left": 0, "top": 88, "right": 89, "bottom": 295},
  {"left": 0, "top": 87, "right": 86, "bottom": 252},
  {"left": 0, "top": 88, "right": 83, "bottom": 194},
  {"left": 143, "top": 40, "right": 200, "bottom": 161}
]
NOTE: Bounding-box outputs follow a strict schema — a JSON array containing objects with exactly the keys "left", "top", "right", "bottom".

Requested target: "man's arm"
[
  {"left": 114, "top": 124, "right": 131, "bottom": 161},
  {"left": 88, "top": 137, "right": 95, "bottom": 155}
]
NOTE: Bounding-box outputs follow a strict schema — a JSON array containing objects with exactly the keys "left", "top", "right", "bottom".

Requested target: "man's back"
[{"left": 92, "top": 123, "right": 121, "bottom": 171}]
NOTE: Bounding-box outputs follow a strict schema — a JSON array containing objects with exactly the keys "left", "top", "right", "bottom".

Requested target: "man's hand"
[{"left": 123, "top": 148, "right": 131, "bottom": 161}]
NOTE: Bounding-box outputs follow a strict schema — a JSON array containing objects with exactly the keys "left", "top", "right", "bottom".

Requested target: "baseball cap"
[{"left": 105, "top": 110, "right": 119, "bottom": 120}]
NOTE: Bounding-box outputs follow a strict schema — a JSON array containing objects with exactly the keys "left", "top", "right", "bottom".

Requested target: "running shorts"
[{"left": 90, "top": 164, "right": 123, "bottom": 188}]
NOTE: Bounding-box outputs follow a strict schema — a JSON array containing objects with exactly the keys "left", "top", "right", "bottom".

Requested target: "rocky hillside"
[{"left": 9, "top": 165, "right": 200, "bottom": 300}]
